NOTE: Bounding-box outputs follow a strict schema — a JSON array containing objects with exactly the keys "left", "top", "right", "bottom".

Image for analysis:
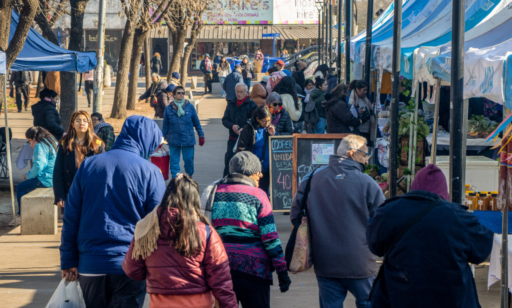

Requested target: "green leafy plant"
[{"left": 403, "top": 168, "right": 412, "bottom": 176}]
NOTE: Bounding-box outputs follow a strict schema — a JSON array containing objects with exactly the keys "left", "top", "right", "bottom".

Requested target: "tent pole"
[
  {"left": 431, "top": 79, "right": 441, "bottom": 165},
  {"left": 407, "top": 112, "right": 413, "bottom": 191},
  {"left": 318, "top": 10, "right": 322, "bottom": 66},
  {"left": 344, "top": 0, "right": 352, "bottom": 83},
  {"left": 389, "top": 0, "right": 402, "bottom": 197},
  {"left": 503, "top": 107, "right": 511, "bottom": 308},
  {"left": 411, "top": 84, "right": 420, "bottom": 182},
  {"left": 3, "top": 76, "right": 15, "bottom": 224},
  {"left": 93, "top": 0, "right": 107, "bottom": 114},
  {"left": 329, "top": 3, "right": 333, "bottom": 65},
  {"left": 364, "top": 0, "right": 374, "bottom": 84}
]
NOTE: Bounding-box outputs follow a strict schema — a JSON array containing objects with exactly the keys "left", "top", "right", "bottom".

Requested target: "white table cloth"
[
  {"left": 488, "top": 234, "right": 512, "bottom": 293},
  {"left": 426, "top": 131, "right": 501, "bottom": 146}
]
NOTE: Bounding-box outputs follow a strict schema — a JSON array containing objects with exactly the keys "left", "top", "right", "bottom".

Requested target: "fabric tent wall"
[
  {"left": 9, "top": 10, "right": 97, "bottom": 73},
  {"left": 0, "top": 52, "right": 5, "bottom": 75}
]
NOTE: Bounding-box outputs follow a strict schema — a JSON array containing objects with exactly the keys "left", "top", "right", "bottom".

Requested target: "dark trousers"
[
  {"left": 15, "top": 85, "right": 30, "bottom": 111},
  {"left": 224, "top": 139, "right": 237, "bottom": 177},
  {"left": 78, "top": 274, "right": 146, "bottom": 308},
  {"left": 84, "top": 80, "right": 94, "bottom": 106},
  {"left": 232, "top": 275, "right": 270, "bottom": 308}
]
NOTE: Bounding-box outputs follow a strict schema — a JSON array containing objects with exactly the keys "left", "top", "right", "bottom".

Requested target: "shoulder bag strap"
[{"left": 300, "top": 169, "right": 317, "bottom": 216}]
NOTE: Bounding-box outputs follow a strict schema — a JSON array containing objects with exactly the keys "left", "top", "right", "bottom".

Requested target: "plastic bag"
[
  {"left": 289, "top": 216, "right": 313, "bottom": 273},
  {"left": 46, "top": 279, "right": 86, "bottom": 308},
  {"left": 377, "top": 138, "right": 390, "bottom": 168}
]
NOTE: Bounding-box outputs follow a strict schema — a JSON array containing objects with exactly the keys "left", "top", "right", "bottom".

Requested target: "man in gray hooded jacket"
[{"left": 290, "top": 134, "right": 384, "bottom": 308}]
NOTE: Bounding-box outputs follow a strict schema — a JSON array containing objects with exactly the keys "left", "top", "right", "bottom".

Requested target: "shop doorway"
[{"left": 152, "top": 38, "right": 168, "bottom": 75}]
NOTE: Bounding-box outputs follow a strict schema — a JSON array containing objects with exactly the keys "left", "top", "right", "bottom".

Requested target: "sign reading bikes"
[{"left": 203, "top": 0, "right": 273, "bottom": 24}]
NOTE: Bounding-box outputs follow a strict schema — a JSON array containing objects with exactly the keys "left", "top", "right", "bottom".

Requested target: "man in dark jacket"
[
  {"left": 60, "top": 116, "right": 166, "bottom": 308},
  {"left": 222, "top": 83, "right": 257, "bottom": 176},
  {"left": 139, "top": 73, "right": 169, "bottom": 118},
  {"left": 367, "top": 164, "right": 493, "bottom": 308},
  {"left": 200, "top": 53, "right": 213, "bottom": 94},
  {"left": 223, "top": 65, "right": 244, "bottom": 102},
  {"left": 31, "top": 88, "right": 64, "bottom": 140},
  {"left": 10, "top": 71, "right": 32, "bottom": 112},
  {"left": 324, "top": 90, "right": 368, "bottom": 134},
  {"left": 291, "top": 134, "right": 384, "bottom": 308}
]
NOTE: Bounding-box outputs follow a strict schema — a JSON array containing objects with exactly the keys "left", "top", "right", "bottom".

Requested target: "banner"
[{"left": 203, "top": 0, "right": 272, "bottom": 24}]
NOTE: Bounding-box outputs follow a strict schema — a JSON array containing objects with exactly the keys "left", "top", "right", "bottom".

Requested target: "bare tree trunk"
[
  {"left": 352, "top": 0, "right": 358, "bottom": 37},
  {"left": 110, "top": 16, "right": 139, "bottom": 119},
  {"left": 0, "top": 0, "right": 15, "bottom": 51},
  {"left": 4, "top": 0, "right": 38, "bottom": 71},
  {"left": 180, "top": 28, "right": 200, "bottom": 91},
  {"left": 61, "top": 0, "right": 89, "bottom": 130},
  {"left": 144, "top": 36, "right": 151, "bottom": 103},
  {"left": 167, "top": 29, "right": 186, "bottom": 79},
  {"left": 36, "top": 71, "right": 43, "bottom": 97},
  {"left": 34, "top": 10, "right": 59, "bottom": 44},
  {"left": 127, "top": 30, "right": 146, "bottom": 110}
]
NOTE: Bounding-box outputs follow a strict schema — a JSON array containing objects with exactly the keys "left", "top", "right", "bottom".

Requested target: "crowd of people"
[{"left": 7, "top": 55, "right": 496, "bottom": 308}]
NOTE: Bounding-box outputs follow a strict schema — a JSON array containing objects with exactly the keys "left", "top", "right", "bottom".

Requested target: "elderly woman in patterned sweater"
[{"left": 210, "top": 151, "right": 291, "bottom": 308}]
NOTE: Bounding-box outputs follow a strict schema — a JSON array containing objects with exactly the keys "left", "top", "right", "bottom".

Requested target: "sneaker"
[
  {"left": 18, "top": 110, "right": 21, "bottom": 113},
  {"left": 25, "top": 108, "right": 28, "bottom": 111},
  {"left": 8, "top": 215, "right": 21, "bottom": 226}
]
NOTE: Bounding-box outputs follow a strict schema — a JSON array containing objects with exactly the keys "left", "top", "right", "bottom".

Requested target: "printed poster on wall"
[
  {"left": 273, "top": 0, "right": 319, "bottom": 24},
  {"left": 312, "top": 144, "right": 334, "bottom": 165},
  {"left": 203, "top": 0, "right": 273, "bottom": 24}
]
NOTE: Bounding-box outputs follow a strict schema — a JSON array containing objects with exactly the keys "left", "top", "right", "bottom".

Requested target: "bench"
[
  {"left": 21, "top": 188, "right": 58, "bottom": 235},
  {"left": 190, "top": 99, "right": 200, "bottom": 114},
  {"left": 211, "top": 82, "right": 222, "bottom": 94}
]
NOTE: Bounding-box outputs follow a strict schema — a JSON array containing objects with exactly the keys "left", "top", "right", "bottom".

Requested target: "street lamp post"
[{"left": 316, "top": 1, "right": 324, "bottom": 66}]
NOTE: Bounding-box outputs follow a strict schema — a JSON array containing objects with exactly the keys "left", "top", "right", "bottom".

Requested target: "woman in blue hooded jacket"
[{"left": 162, "top": 86, "right": 205, "bottom": 178}]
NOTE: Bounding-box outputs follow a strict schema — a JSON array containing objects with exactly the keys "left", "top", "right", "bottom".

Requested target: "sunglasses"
[
  {"left": 350, "top": 147, "right": 372, "bottom": 159},
  {"left": 175, "top": 92, "right": 185, "bottom": 95},
  {"left": 271, "top": 102, "right": 283, "bottom": 107}
]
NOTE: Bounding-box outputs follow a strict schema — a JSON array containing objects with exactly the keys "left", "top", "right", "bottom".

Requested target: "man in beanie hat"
[
  {"left": 200, "top": 53, "right": 213, "bottom": 94},
  {"left": 209, "top": 151, "right": 291, "bottom": 308},
  {"left": 367, "top": 164, "right": 493, "bottom": 308}
]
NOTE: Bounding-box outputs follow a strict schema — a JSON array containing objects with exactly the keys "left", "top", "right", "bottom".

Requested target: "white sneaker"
[{"left": 8, "top": 215, "right": 20, "bottom": 226}]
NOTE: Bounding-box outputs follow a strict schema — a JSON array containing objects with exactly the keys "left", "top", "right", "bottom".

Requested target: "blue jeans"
[
  {"left": 244, "top": 78, "right": 252, "bottom": 90},
  {"left": 220, "top": 77, "right": 226, "bottom": 96},
  {"left": 16, "top": 178, "right": 45, "bottom": 215},
  {"left": 169, "top": 146, "right": 195, "bottom": 178},
  {"left": 316, "top": 275, "right": 374, "bottom": 308},
  {"left": 315, "top": 117, "right": 327, "bottom": 134}
]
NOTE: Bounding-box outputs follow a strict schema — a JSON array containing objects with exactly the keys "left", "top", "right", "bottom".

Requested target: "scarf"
[
  {"left": 304, "top": 88, "right": 314, "bottom": 103},
  {"left": 205, "top": 58, "right": 212, "bottom": 72},
  {"left": 222, "top": 173, "right": 257, "bottom": 187},
  {"left": 174, "top": 99, "right": 186, "bottom": 117},
  {"left": 271, "top": 113, "right": 282, "bottom": 126},
  {"left": 132, "top": 205, "right": 161, "bottom": 260},
  {"left": 237, "top": 96, "right": 247, "bottom": 107},
  {"left": 94, "top": 122, "right": 112, "bottom": 134},
  {"left": 44, "top": 97, "right": 57, "bottom": 107}
]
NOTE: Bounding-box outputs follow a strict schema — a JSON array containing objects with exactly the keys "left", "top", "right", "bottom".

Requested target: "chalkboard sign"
[
  {"left": 269, "top": 136, "right": 294, "bottom": 212},
  {"left": 292, "top": 134, "right": 348, "bottom": 196}
]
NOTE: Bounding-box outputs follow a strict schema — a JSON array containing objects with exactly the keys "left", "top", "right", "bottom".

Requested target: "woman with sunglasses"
[
  {"left": 162, "top": 86, "right": 205, "bottom": 179},
  {"left": 236, "top": 106, "right": 275, "bottom": 195},
  {"left": 265, "top": 92, "right": 292, "bottom": 135},
  {"left": 53, "top": 111, "right": 105, "bottom": 209}
]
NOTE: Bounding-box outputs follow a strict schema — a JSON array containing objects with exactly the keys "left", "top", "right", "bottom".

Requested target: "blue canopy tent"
[{"left": 1, "top": 11, "right": 97, "bottom": 225}]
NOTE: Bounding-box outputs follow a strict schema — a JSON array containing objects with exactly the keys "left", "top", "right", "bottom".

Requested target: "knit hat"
[
  {"left": 229, "top": 151, "right": 262, "bottom": 176},
  {"left": 165, "top": 84, "right": 175, "bottom": 93},
  {"left": 205, "top": 53, "right": 210, "bottom": 58},
  {"left": 411, "top": 164, "right": 449, "bottom": 200},
  {"left": 261, "top": 75, "right": 270, "bottom": 84},
  {"left": 276, "top": 60, "right": 285, "bottom": 67},
  {"left": 171, "top": 72, "right": 180, "bottom": 79}
]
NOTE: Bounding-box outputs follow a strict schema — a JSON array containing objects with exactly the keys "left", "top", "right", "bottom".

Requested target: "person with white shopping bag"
[
  {"left": 60, "top": 116, "right": 166, "bottom": 308},
  {"left": 290, "top": 135, "right": 384, "bottom": 308}
]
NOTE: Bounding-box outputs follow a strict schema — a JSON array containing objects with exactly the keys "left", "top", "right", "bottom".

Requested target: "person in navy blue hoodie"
[
  {"left": 367, "top": 164, "right": 493, "bottom": 308},
  {"left": 60, "top": 116, "right": 166, "bottom": 308},
  {"left": 162, "top": 86, "right": 205, "bottom": 178}
]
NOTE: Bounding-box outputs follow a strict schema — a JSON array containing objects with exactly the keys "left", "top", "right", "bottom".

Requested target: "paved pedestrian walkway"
[{"left": 0, "top": 93, "right": 503, "bottom": 308}]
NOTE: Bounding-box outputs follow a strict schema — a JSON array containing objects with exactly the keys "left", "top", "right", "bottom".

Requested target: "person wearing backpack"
[
  {"left": 310, "top": 76, "right": 328, "bottom": 133},
  {"left": 123, "top": 175, "right": 238, "bottom": 308},
  {"left": 324, "top": 84, "right": 369, "bottom": 134},
  {"left": 290, "top": 134, "right": 384, "bottom": 308},
  {"left": 367, "top": 164, "right": 493, "bottom": 308}
]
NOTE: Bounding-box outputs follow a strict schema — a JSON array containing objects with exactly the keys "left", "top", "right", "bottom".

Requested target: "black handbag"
[{"left": 285, "top": 169, "right": 316, "bottom": 271}]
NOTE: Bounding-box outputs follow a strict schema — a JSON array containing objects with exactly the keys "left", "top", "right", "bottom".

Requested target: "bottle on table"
[
  {"left": 490, "top": 192, "right": 499, "bottom": 211},
  {"left": 466, "top": 192, "right": 477, "bottom": 211},
  {"left": 477, "top": 192, "right": 489, "bottom": 211}
]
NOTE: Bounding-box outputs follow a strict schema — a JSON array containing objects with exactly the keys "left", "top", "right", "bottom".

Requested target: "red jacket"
[{"left": 122, "top": 207, "right": 238, "bottom": 308}]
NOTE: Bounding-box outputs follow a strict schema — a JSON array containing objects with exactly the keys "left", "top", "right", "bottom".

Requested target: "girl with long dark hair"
[
  {"left": 123, "top": 174, "right": 237, "bottom": 308},
  {"left": 53, "top": 111, "right": 105, "bottom": 208},
  {"left": 310, "top": 76, "right": 328, "bottom": 133},
  {"left": 236, "top": 106, "right": 275, "bottom": 195},
  {"left": 11, "top": 127, "right": 57, "bottom": 226}
]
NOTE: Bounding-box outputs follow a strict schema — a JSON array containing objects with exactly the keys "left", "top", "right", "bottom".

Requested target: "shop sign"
[
  {"left": 203, "top": 0, "right": 273, "bottom": 24},
  {"left": 273, "top": 0, "right": 319, "bottom": 24}
]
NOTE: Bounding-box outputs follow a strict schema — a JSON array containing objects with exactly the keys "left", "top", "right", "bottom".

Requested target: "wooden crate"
[{"left": 400, "top": 136, "right": 427, "bottom": 166}]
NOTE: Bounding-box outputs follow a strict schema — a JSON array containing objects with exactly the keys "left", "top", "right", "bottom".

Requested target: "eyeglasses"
[
  {"left": 259, "top": 118, "right": 271, "bottom": 124},
  {"left": 271, "top": 103, "right": 283, "bottom": 107},
  {"left": 350, "top": 147, "right": 372, "bottom": 159},
  {"left": 74, "top": 119, "right": 89, "bottom": 124},
  {"left": 175, "top": 92, "right": 185, "bottom": 95}
]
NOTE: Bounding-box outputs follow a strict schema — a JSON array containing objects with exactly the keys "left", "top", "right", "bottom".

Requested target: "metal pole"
[
  {"left": 319, "top": 10, "right": 322, "bottom": 65},
  {"left": 329, "top": 3, "right": 333, "bottom": 66},
  {"left": 364, "top": 0, "right": 374, "bottom": 84},
  {"left": 407, "top": 112, "right": 413, "bottom": 191},
  {"left": 389, "top": 0, "right": 402, "bottom": 197},
  {"left": 449, "top": 0, "right": 466, "bottom": 204},
  {"left": 411, "top": 84, "right": 420, "bottom": 182},
  {"left": 323, "top": 6, "right": 327, "bottom": 65},
  {"left": 431, "top": 79, "right": 442, "bottom": 165},
  {"left": 273, "top": 37, "right": 276, "bottom": 57},
  {"left": 502, "top": 108, "right": 510, "bottom": 308},
  {"left": 344, "top": 0, "right": 352, "bottom": 83},
  {"left": 337, "top": 0, "right": 342, "bottom": 84},
  {"left": 93, "top": 0, "right": 106, "bottom": 114},
  {"left": 3, "top": 77, "right": 15, "bottom": 223}
]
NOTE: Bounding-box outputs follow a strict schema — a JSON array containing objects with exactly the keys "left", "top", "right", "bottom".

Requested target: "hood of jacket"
[
  {"left": 32, "top": 99, "right": 56, "bottom": 112},
  {"left": 112, "top": 116, "right": 163, "bottom": 159},
  {"left": 249, "top": 83, "right": 267, "bottom": 107},
  {"left": 329, "top": 155, "right": 365, "bottom": 172},
  {"left": 310, "top": 88, "right": 325, "bottom": 101}
]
